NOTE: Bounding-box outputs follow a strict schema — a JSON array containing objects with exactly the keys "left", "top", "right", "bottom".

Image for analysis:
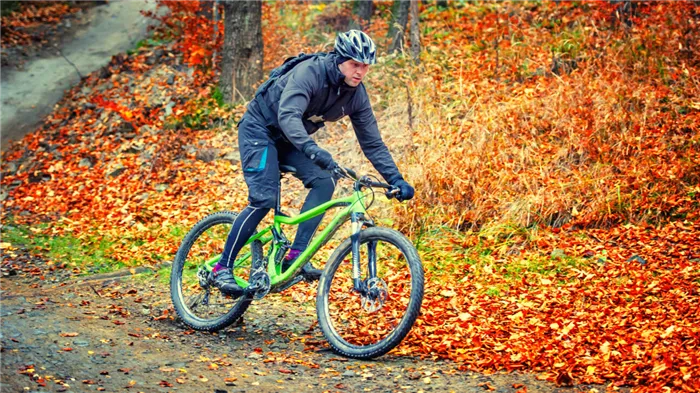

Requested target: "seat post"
[
  {"left": 276, "top": 176, "right": 283, "bottom": 216},
  {"left": 276, "top": 165, "right": 296, "bottom": 217}
]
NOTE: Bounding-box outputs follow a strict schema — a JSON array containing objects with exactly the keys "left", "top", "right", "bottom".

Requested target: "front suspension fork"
[{"left": 350, "top": 212, "right": 376, "bottom": 295}]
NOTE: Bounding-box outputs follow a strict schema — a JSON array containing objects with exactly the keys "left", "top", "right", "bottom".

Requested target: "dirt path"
[
  {"left": 1, "top": 0, "right": 157, "bottom": 149},
  {"left": 0, "top": 250, "right": 609, "bottom": 393}
]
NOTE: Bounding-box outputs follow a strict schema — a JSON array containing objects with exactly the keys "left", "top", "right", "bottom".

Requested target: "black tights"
[{"left": 219, "top": 177, "right": 335, "bottom": 268}]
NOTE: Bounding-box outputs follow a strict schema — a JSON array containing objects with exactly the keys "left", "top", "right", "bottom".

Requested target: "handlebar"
[{"left": 332, "top": 166, "right": 401, "bottom": 200}]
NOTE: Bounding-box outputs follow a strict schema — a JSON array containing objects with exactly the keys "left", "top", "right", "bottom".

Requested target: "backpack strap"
[
  {"left": 253, "top": 94, "right": 278, "bottom": 128},
  {"left": 254, "top": 52, "right": 325, "bottom": 98}
]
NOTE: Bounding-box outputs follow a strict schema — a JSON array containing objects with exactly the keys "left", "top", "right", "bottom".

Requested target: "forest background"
[{"left": 1, "top": 1, "right": 698, "bottom": 392}]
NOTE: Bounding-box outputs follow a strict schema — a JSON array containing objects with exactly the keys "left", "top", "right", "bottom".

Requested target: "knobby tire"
[
  {"left": 316, "top": 227, "right": 424, "bottom": 359},
  {"left": 170, "top": 211, "right": 262, "bottom": 332}
]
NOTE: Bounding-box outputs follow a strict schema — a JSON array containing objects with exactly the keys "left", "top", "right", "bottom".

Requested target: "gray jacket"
[{"left": 250, "top": 53, "right": 403, "bottom": 183}]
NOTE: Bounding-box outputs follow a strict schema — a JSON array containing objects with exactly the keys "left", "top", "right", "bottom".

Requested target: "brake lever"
[{"left": 332, "top": 166, "right": 347, "bottom": 179}]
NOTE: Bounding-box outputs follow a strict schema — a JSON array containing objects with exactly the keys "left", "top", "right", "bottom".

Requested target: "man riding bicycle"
[{"left": 211, "top": 30, "right": 415, "bottom": 297}]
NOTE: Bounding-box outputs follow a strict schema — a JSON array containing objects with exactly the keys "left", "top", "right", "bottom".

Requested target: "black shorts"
[{"left": 237, "top": 116, "right": 332, "bottom": 209}]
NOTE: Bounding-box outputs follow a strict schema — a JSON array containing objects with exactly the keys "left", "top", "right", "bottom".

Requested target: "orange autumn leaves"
[
  {"left": 403, "top": 220, "right": 699, "bottom": 391},
  {"left": 1, "top": 2, "right": 80, "bottom": 49}
]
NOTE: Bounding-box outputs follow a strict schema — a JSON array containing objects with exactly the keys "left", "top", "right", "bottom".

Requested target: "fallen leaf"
[{"left": 440, "top": 289, "right": 457, "bottom": 297}]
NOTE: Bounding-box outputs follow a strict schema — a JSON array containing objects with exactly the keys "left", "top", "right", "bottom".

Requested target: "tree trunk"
[
  {"left": 219, "top": 0, "right": 263, "bottom": 103},
  {"left": 387, "top": 0, "right": 410, "bottom": 54},
  {"left": 349, "top": 0, "right": 373, "bottom": 30},
  {"left": 409, "top": 0, "right": 420, "bottom": 63}
]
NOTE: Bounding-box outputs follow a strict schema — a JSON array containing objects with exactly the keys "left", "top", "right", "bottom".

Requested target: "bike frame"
[{"left": 203, "top": 188, "right": 372, "bottom": 289}]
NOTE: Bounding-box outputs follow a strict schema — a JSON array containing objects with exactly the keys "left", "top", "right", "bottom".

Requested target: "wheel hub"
[
  {"left": 197, "top": 266, "right": 211, "bottom": 289},
  {"left": 361, "top": 277, "right": 388, "bottom": 312}
]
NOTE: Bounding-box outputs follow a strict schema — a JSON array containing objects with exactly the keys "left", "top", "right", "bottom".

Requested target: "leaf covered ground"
[
  {"left": 1, "top": 1, "right": 103, "bottom": 69},
  {"left": 1, "top": 1, "right": 699, "bottom": 392},
  {"left": 2, "top": 260, "right": 577, "bottom": 393}
]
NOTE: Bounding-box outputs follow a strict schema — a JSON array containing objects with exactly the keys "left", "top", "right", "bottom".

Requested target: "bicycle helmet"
[{"left": 334, "top": 30, "right": 377, "bottom": 65}]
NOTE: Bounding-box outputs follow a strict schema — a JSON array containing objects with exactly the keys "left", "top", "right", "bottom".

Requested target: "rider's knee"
[{"left": 248, "top": 194, "right": 276, "bottom": 209}]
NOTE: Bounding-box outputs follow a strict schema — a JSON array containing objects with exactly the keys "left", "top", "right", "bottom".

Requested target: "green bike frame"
[{"left": 204, "top": 188, "right": 371, "bottom": 288}]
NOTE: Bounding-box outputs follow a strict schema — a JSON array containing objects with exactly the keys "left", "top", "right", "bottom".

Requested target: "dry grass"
[{"left": 358, "top": 1, "right": 700, "bottom": 236}]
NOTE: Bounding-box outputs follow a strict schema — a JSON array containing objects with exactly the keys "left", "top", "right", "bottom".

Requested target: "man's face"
[{"left": 338, "top": 59, "right": 370, "bottom": 87}]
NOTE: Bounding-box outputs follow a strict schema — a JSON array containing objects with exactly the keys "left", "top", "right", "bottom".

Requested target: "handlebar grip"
[
  {"left": 368, "top": 181, "right": 392, "bottom": 188},
  {"left": 344, "top": 167, "right": 358, "bottom": 179}
]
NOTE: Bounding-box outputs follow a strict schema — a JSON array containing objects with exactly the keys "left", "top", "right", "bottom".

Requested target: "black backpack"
[{"left": 254, "top": 52, "right": 326, "bottom": 97}]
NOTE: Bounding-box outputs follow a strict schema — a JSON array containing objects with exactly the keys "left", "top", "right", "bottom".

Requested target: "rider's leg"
[
  {"left": 212, "top": 117, "right": 279, "bottom": 296},
  {"left": 278, "top": 144, "right": 336, "bottom": 278},
  {"left": 290, "top": 176, "right": 336, "bottom": 250},
  {"left": 216, "top": 206, "right": 270, "bottom": 271}
]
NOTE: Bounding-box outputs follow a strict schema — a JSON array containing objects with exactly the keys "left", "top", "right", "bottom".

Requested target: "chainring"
[{"left": 248, "top": 266, "right": 271, "bottom": 300}]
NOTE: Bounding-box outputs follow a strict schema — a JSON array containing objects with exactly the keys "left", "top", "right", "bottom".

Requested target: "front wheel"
[{"left": 316, "top": 227, "right": 424, "bottom": 359}]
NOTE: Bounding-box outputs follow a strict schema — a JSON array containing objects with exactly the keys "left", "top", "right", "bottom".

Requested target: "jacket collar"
[{"left": 325, "top": 53, "right": 355, "bottom": 89}]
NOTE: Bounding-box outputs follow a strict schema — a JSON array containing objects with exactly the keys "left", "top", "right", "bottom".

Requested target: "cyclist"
[{"left": 211, "top": 30, "right": 415, "bottom": 297}]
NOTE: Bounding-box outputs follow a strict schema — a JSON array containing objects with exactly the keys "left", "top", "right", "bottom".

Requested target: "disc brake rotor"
[{"left": 361, "top": 277, "right": 388, "bottom": 312}]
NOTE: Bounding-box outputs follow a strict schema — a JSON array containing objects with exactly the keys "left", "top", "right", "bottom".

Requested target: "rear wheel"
[
  {"left": 316, "top": 227, "right": 424, "bottom": 359},
  {"left": 170, "top": 211, "right": 263, "bottom": 332}
]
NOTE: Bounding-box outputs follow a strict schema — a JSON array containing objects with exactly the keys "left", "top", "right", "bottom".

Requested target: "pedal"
[
  {"left": 243, "top": 285, "right": 259, "bottom": 297},
  {"left": 301, "top": 270, "right": 322, "bottom": 282}
]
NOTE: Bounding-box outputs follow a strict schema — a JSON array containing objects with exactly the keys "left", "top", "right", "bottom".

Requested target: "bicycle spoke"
[
  {"left": 171, "top": 211, "right": 261, "bottom": 331},
  {"left": 325, "top": 239, "right": 413, "bottom": 347},
  {"left": 179, "top": 221, "right": 240, "bottom": 321}
]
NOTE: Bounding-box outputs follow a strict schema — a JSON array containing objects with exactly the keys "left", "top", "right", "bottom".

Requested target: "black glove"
[
  {"left": 303, "top": 144, "right": 338, "bottom": 171},
  {"left": 391, "top": 179, "right": 415, "bottom": 202}
]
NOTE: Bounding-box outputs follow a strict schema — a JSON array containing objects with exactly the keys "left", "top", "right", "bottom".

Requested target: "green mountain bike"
[{"left": 170, "top": 166, "right": 424, "bottom": 359}]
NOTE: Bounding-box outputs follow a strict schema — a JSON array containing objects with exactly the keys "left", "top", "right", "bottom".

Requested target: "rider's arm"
[
  {"left": 277, "top": 62, "right": 322, "bottom": 154},
  {"left": 349, "top": 85, "right": 404, "bottom": 184}
]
